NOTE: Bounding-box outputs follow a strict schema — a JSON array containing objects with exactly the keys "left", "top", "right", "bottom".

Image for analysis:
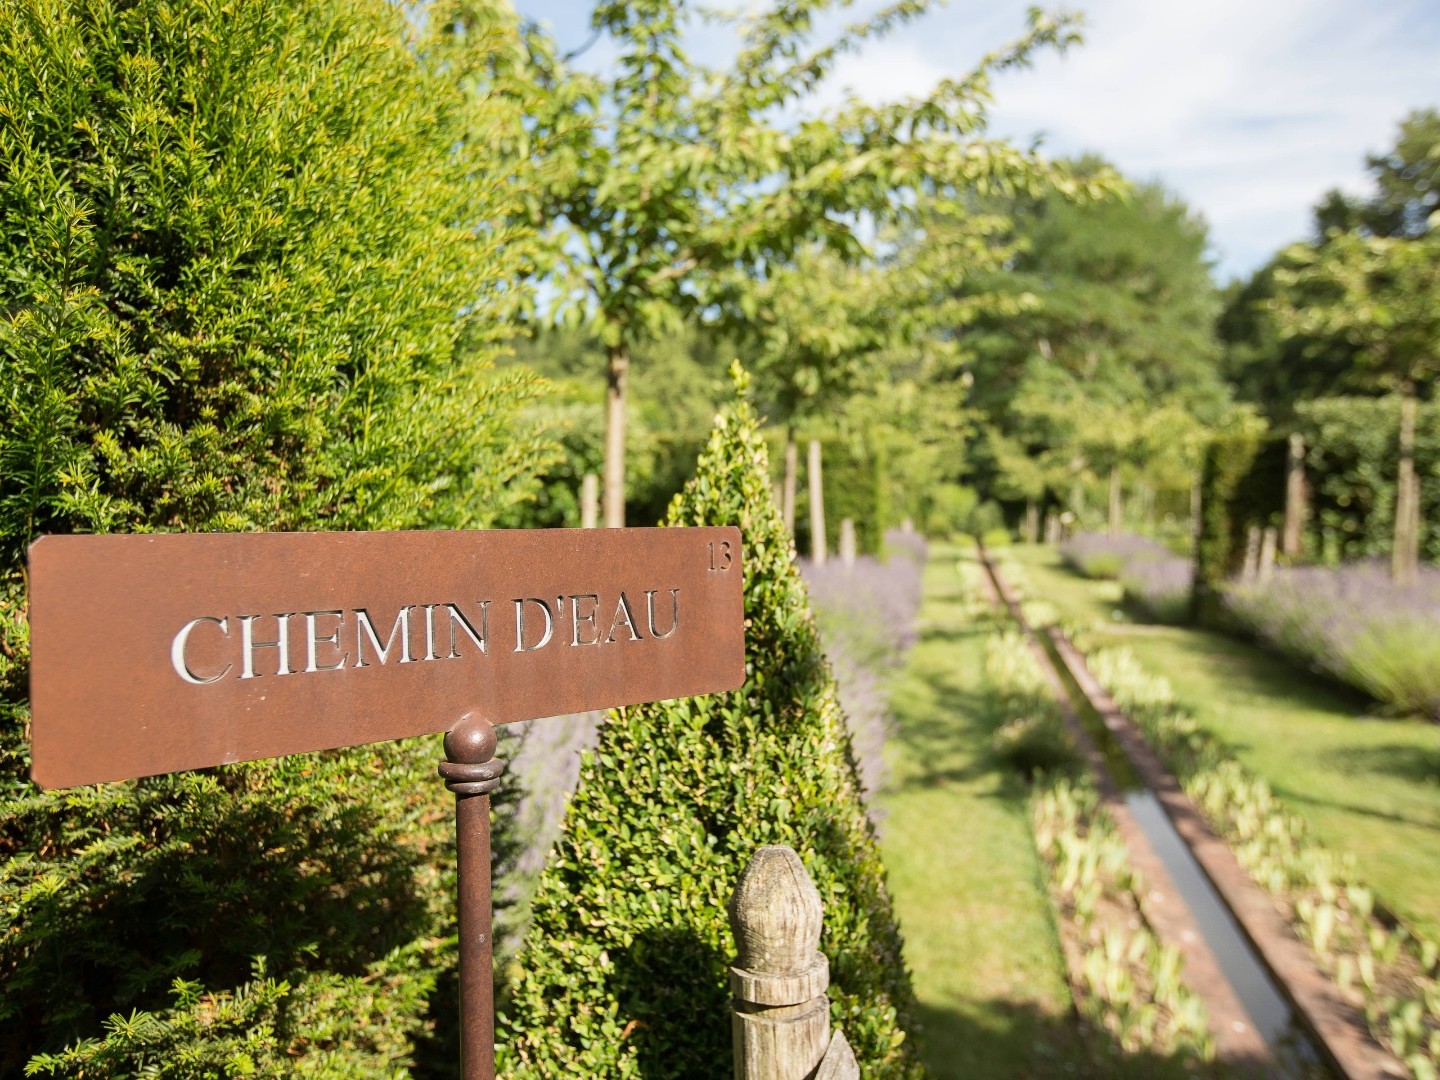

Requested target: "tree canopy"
[{"left": 519, "top": 0, "right": 1101, "bottom": 524}]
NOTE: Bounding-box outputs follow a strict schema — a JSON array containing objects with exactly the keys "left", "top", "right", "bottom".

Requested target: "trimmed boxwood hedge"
[
  {"left": 497, "top": 368, "right": 922, "bottom": 1078},
  {"left": 1194, "top": 396, "right": 1440, "bottom": 622}
]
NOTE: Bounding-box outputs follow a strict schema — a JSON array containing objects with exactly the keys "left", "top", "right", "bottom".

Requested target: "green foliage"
[
  {"left": 1270, "top": 229, "right": 1440, "bottom": 401},
  {"left": 1031, "top": 780, "right": 1215, "bottom": 1068},
  {"left": 917, "top": 484, "right": 1005, "bottom": 540},
  {"left": 499, "top": 369, "right": 920, "bottom": 1078},
  {"left": 500, "top": 326, "right": 726, "bottom": 528},
  {"left": 984, "top": 631, "right": 1074, "bottom": 779},
  {"left": 1194, "top": 395, "right": 1440, "bottom": 614},
  {"left": 1226, "top": 110, "right": 1440, "bottom": 421},
  {"left": 0, "top": 0, "right": 546, "bottom": 1071},
  {"left": 963, "top": 165, "right": 1230, "bottom": 521},
  {"left": 10, "top": 745, "right": 455, "bottom": 1078},
  {"left": 522, "top": 0, "right": 1100, "bottom": 522},
  {"left": 1295, "top": 397, "right": 1440, "bottom": 563},
  {"left": 1313, "top": 108, "right": 1440, "bottom": 241},
  {"left": 791, "top": 435, "right": 887, "bottom": 557},
  {"left": 1192, "top": 428, "right": 1286, "bottom": 620}
]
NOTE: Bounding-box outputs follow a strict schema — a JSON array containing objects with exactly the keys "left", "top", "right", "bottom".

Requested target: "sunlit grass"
[
  {"left": 1008, "top": 543, "right": 1440, "bottom": 942},
  {"left": 878, "top": 544, "right": 1082, "bottom": 1078}
]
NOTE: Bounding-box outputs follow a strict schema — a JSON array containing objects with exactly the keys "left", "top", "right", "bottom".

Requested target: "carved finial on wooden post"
[{"left": 729, "top": 846, "right": 857, "bottom": 1080}]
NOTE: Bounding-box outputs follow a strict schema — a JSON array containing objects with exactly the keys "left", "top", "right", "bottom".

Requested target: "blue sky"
[{"left": 514, "top": 0, "right": 1440, "bottom": 283}]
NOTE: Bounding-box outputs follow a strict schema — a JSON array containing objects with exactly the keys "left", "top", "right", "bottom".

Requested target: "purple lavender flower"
[
  {"left": 1058, "top": 531, "right": 1193, "bottom": 622},
  {"left": 800, "top": 528, "right": 928, "bottom": 804},
  {"left": 1121, "top": 555, "right": 1194, "bottom": 625},
  {"left": 1060, "top": 531, "right": 1173, "bottom": 580},
  {"left": 1224, "top": 561, "right": 1440, "bottom": 719}
]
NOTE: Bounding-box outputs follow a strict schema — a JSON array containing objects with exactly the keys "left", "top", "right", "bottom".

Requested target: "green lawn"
[
  {"left": 878, "top": 544, "right": 1081, "bottom": 1078},
  {"left": 1005, "top": 542, "right": 1440, "bottom": 942}
]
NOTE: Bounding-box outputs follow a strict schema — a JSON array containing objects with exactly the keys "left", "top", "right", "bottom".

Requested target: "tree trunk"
[
  {"left": 1393, "top": 386, "right": 1418, "bottom": 584},
  {"left": 1282, "top": 433, "right": 1307, "bottom": 559},
  {"left": 580, "top": 473, "right": 599, "bottom": 529},
  {"left": 1108, "top": 465, "right": 1122, "bottom": 538},
  {"left": 808, "top": 439, "right": 826, "bottom": 565},
  {"left": 1024, "top": 499, "right": 1039, "bottom": 544},
  {"left": 604, "top": 343, "right": 629, "bottom": 528},
  {"left": 1190, "top": 480, "right": 1203, "bottom": 551},
  {"left": 783, "top": 430, "right": 798, "bottom": 534}
]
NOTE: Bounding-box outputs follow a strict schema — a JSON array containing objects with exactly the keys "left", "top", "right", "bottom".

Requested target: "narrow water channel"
[
  {"left": 1122, "top": 790, "right": 1302, "bottom": 1045},
  {"left": 990, "top": 554, "right": 1330, "bottom": 1075},
  {"left": 1058, "top": 656, "right": 1328, "bottom": 1073}
]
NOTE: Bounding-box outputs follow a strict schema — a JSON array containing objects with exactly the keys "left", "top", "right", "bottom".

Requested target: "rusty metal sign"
[{"left": 28, "top": 527, "right": 744, "bottom": 790}]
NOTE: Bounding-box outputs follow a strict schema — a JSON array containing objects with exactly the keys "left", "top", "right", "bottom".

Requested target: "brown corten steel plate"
[{"left": 29, "top": 527, "right": 744, "bottom": 790}]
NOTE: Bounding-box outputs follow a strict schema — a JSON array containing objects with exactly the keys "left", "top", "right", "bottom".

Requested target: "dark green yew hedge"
[
  {"left": 1193, "top": 396, "right": 1440, "bottom": 621},
  {"left": 1193, "top": 431, "right": 1287, "bottom": 621},
  {"left": 498, "top": 369, "right": 923, "bottom": 1078},
  {"left": 1, "top": 0, "right": 543, "bottom": 1073}
]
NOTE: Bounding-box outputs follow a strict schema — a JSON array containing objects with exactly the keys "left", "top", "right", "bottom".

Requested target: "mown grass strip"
[{"left": 878, "top": 544, "right": 1081, "bottom": 1078}]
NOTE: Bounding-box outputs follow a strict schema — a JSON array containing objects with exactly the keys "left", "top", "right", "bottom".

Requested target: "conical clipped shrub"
[{"left": 498, "top": 365, "right": 922, "bottom": 1078}]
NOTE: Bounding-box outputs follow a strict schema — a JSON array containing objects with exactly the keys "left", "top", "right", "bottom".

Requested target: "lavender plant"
[
  {"left": 1120, "top": 557, "right": 1195, "bottom": 626},
  {"left": 1060, "top": 532, "right": 1193, "bottom": 624},
  {"left": 801, "top": 529, "right": 927, "bottom": 801},
  {"left": 1225, "top": 562, "right": 1440, "bottom": 719},
  {"left": 1060, "top": 532, "right": 1172, "bottom": 580}
]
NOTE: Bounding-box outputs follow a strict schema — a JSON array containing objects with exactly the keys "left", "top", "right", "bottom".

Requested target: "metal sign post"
[
  {"left": 26, "top": 526, "right": 746, "bottom": 1073},
  {"left": 441, "top": 713, "right": 503, "bottom": 1080}
]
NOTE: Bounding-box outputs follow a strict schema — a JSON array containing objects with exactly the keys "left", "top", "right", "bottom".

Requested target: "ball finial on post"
[{"left": 444, "top": 712, "right": 498, "bottom": 765}]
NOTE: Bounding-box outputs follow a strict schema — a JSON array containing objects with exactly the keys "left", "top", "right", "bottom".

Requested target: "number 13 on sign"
[{"left": 707, "top": 540, "right": 733, "bottom": 572}]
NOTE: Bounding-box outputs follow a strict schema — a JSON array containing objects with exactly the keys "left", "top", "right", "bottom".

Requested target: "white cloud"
[
  {"left": 916, "top": 0, "right": 1440, "bottom": 278},
  {"left": 518, "top": 0, "right": 1440, "bottom": 280}
]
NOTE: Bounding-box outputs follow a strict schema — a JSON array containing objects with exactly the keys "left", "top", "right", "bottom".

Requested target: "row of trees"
[
  {"left": 1221, "top": 108, "right": 1440, "bottom": 581},
  {"left": 0, "top": 0, "right": 1124, "bottom": 1072},
  {"left": 514, "top": 0, "right": 1114, "bottom": 527}
]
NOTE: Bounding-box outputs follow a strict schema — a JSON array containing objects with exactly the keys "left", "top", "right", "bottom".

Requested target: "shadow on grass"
[
  {"left": 1319, "top": 742, "right": 1440, "bottom": 786},
  {"left": 913, "top": 997, "right": 1216, "bottom": 1080},
  {"left": 1121, "top": 626, "right": 1374, "bottom": 721},
  {"left": 1277, "top": 781, "right": 1440, "bottom": 833}
]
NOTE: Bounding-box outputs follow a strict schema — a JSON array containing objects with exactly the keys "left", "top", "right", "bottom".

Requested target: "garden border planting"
[
  {"left": 977, "top": 546, "right": 1272, "bottom": 1073},
  {"left": 1044, "top": 624, "right": 1404, "bottom": 1079}
]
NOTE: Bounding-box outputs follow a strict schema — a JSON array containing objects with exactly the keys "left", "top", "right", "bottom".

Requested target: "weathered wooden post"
[
  {"left": 838, "top": 518, "right": 857, "bottom": 568},
  {"left": 808, "top": 440, "right": 827, "bottom": 565},
  {"left": 581, "top": 473, "right": 600, "bottom": 529},
  {"left": 1258, "top": 526, "right": 1278, "bottom": 584},
  {"left": 729, "top": 846, "right": 858, "bottom": 1080},
  {"left": 1241, "top": 524, "right": 1262, "bottom": 582}
]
